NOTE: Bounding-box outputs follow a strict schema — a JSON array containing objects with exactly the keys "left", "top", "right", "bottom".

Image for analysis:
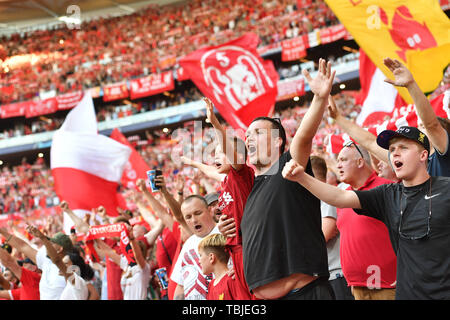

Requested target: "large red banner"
[
  {"left": 276, "top": 78, "right": 305, "bottom": 101},
  {"left": 319, "top": 24, "right": 350, "bottom": 44},
  {"left": 129, "top": 72, "right": 175, "bottom": 100},
  {"left": 103, "top": 82, "right": 129, "bottom": 102},
  {"left": 0, "top": 101, "right": 27, "bottom": 118},
  {"left": 281, "top": 35, "right": 309, "bottom": 61},
  {"left": 56, "top": 91, "right": 84, "bottom": 110},
  {"left": 25, "top": 97, "right": 58, "bottom": 118},
  {"left": 179, "top": 33, "right": 279, "bottom": 130}
]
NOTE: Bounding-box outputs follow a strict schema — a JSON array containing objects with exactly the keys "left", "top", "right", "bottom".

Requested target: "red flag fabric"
[
  {"left": 110, "top": 128, "right": 150, "bottom": 189},
  {"left": 129, "top": 72, "right": 175, "bottom": 100},
  {"left": 176, "top": 66, "right": 190, "bottom": 81},
  {"left": 179, "top": 33, "right": 279, "bottom": 130}
]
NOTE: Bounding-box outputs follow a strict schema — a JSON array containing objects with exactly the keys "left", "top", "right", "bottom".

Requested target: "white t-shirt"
[
  {"left": 36, "top": 246, "right": 67, "bottom": 300},
  {"left": 59, "top": 272, "right": 89, "bottom": 300},
  {"left": 170, "top": 226, "right": 220, "bottom": 300},
  {"left": 119, "top": 256, "right": 150, "bottom": 300}
]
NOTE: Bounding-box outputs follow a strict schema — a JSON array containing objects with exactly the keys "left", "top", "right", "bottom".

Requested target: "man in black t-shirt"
[
  {"left": 219, "top": 58, "right": 337, "bottom": 300},
  {"left": 283, "top": 126, "right": 450, "bottom": 299}
]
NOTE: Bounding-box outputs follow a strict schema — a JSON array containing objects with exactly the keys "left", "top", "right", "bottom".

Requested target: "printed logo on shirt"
[
  {"left": 219, "top": 293, "right": 224, "bottom": 300},
  {"left": 180, "top": 249, "right": 209, "bottom": 299},
  {"left": 218, "top": 192, "right": 234, "bottom": 210},
  {"left": 424, "top": 193, "right": 441, "bottom": 200}
]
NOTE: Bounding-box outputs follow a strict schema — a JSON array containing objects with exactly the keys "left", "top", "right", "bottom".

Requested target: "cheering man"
[{"left": 282, "top": 126, "right": 450, "bottom": 299}]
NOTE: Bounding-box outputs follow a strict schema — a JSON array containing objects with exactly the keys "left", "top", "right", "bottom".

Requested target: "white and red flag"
[
  {"left": 355, "top": 49, "right": 407, "bottom": 127},
  {"left": 179, "top": 32, "right": 279, "bottom": 130},
  {"left": 50, "top": 92, "right": 131, "bottom": 234}
]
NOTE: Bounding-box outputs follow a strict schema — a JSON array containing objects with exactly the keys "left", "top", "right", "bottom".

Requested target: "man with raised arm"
[
  {"left": 282, "top": 126, "right": 450, "bottom": 299},
  {"left": 327, "top": 58, "right": 450, "bottom": 177},
  {"left": 236, "top": 58, "right": 336, "bottom": 300}
]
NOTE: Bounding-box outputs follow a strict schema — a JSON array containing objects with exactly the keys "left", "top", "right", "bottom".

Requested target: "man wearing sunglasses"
[
  {"left": 334, "top": 141, "right": 397, "bottom": 300},
  {"left": 282, "top": 126, "right": 450, "bottom": 299}
]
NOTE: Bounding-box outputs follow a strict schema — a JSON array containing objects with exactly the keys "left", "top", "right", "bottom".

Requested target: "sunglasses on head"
[{"left": 343, "top": 140, "right": 364, "bottom": 159}]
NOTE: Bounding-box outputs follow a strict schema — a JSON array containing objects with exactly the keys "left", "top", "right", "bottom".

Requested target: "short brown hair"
[
  {"left": 310, "top": 156, "right": 327, "bottom": 181},
  {"left": 198, "top": 233, "right": 229, "bottom": 263}
]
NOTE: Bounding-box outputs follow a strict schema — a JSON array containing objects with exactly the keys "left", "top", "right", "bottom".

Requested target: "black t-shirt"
[
  {"left": 240, "top": 151, "right": 329, "bottom": 291},
  {"left": 354, "top": 176, "right": 450, "bottom": 300}
]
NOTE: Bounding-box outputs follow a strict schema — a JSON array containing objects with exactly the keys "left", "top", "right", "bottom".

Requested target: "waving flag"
[
  {"left": 110, "top": 128, "right": 150, "bottom": 190},
  {"left": 179, "top": 33, "right": 279, "bottom": 130},
  {"left": 50, "top": 92, "right": 131, "bottom": 234},
  {"left": 325, "top": 0, "right": 450, "bottom": 102},
  {"left": 356, "top": 49, "right": 407, "bottom": 126}
]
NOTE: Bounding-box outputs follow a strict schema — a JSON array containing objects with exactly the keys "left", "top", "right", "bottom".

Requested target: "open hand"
[
  {"left": 302, "top": 58, "right": 336, "bottom": 99},
  {"left": 383, "top": 57, "right": 414, "bottom": 88},
  {"left": 136, "top": 179, "right": 147, "bottom": 193},
  {"left": 203, "top": 97, "right": 218, "bottom": 126}
]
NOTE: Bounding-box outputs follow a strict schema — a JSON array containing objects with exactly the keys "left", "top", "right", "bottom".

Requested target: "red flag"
[
  {"left": 25, "top": 97, "right": 58, "bottom": 118},
  {"left": 179, "top": 33, "right": 279, "bottom": 130},
  {"left": 110, "top": 128, "right": 150, "bottom": 189}
]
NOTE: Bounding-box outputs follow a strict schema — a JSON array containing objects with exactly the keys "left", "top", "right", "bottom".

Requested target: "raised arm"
[
  {"left": 180, "top": 156, "right": 225, "bottom": 182},
  {"left": 136, "top": 179, "right": 175, "bottom": 231},
  {"left": 0, "top": 228, "right": 37, "bottom": 264},
  {"left": 143, "top": 219, "right": 165, "bottom": 247},
  {"left": 127, "top": 225, "right": 147, "bottom": 270},
  {"left": 60, "top": 201, "right": 90, "bottom": 234},
  {"left": 384, "top": 57, "right": 448, "bottom": 154},
  {"left": 327, "top": 95, "right": 389, "bottom": 163},
  {"left": 0, "top": 248, "right": 22, "bottom": 281},
  {"left": 282, "top": 159, "right": 361, "bottom": 209},
  {"left": 290, "top": 58, "right": 336, "bottom": 167},
  {"left": 93, "top": 239, "right": 121, "bottom": 266},
  {"left": 204, "top": 97, "right": 244, "bottom": 171},
  {"left": 26, "top": 225, "right": 68, "bottom": 279}
]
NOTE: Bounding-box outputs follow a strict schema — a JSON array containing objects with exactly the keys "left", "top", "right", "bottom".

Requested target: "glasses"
[
  {"left": 398, "top": 178, "right": 432, "bottom": 240},
  {"left": 343, "top": 140, "right": 364, "bottom": 159}
]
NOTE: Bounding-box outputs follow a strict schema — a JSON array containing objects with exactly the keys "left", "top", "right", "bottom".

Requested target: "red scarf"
[{"left": 83, "top": 223, "right": 136, "bottom": 265}]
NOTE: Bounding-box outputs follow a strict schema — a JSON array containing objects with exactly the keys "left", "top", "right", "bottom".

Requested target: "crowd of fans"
[{"left": 0, "top": 0, "right": 339, "bottom": 105}]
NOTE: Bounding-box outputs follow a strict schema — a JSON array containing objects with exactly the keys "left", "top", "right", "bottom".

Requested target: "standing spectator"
[
  {"left": 171, "top": 195, "right": 219, "bottom": 300},
  {"left": 0, "top": 227, "right": 71, "bottom": 300},
  {"left": 198, "top": 233, "right": 237, "bottom": 300},
  {"left": 333, "top": 141, "right": 397, "bottom": 299},
  {"left": 310, "top": 155, "right": 353, "bottom": 300},
  {"left": 0, "top": 249, "right": 41, "bottom": 300},
  {"left": 281, "top": 126, "right": 450, "bottom": 299},
  {"left": 26, "top": 225, "right": 99, "bottom": 300},
  {"left": 239, "top": 58, "right": 336, "bottom": 300}
]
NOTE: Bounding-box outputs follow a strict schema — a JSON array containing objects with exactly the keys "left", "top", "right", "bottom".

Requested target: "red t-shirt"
[
  {"left": 156, "top": 227, "right": 177, "bottom": 273},
  {"left": 337, "top": 172, "right": 397, "bottom": 288},
  {"left": 105, "top": 238, "right": 124, "bottom": 300},
  {"left": 218, "top": 165, "right": 254, "bottom": 247},
  {"left": 167, "top": 221, "right": 181, "bottom": 300},
  {"left": 207, "top": 273, "right": 243, "bottom": 300},
  {"left": 18, "top": 267, "right": 41, "bottom": 300}
]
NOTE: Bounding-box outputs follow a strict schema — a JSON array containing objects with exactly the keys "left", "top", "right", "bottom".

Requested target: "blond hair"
[{"left": 198, "top": 233, "right": 229, "bottom": 263}]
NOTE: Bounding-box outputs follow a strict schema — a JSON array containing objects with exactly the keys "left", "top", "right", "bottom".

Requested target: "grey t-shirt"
[{"left": 321, "top": 201, "right": 342, "bottom": 280}]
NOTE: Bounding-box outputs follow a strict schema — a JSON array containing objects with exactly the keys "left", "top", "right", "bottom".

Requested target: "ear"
[
  {"left": 419, "top": 149, "right": 429, "bottom": 163},
  {"left": 208, "top": 252, "right": 215, "bottom": 265}
]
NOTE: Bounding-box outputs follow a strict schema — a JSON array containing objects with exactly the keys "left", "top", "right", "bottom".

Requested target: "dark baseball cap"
[
  {"left": 204, "top": 193, "right": 219, "bottom": 206},
  {"left": 377, "top": 126, "right": 430, "bottom": 154},
  {"left": 50, "top": 232, "right": 73, "bottom": 252}
]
